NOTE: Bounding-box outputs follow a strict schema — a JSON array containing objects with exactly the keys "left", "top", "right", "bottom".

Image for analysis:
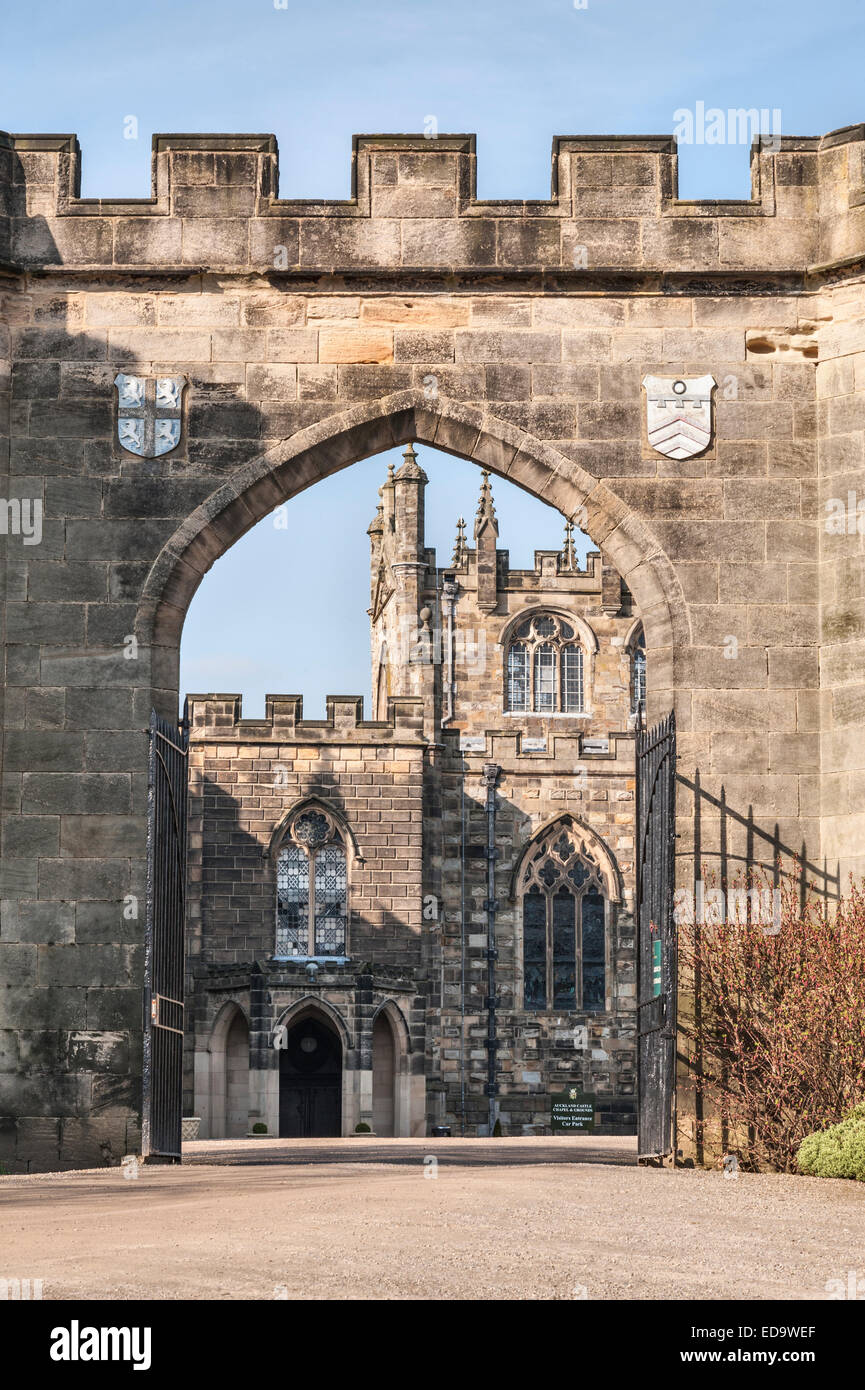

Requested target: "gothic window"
[
  {"left": 631, "top": 627, "right": 646, "bottom": 715},
  {"left": 507, "top": 642, "right": 530, "bottom": 712},
  {"left": 520, "top": 824, "right": 607, "bottom": 1011},
  {"left": 276, "top": 808, "right": 348, "bottom": 958},
  {"left": 505, "top": 613, "right": 585, "bottom": 714}
]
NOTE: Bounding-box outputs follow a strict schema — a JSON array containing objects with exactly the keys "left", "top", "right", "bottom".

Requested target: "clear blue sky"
[
  {"left": 179, "top": 449, "right": 582, "bottom": 716},
  {"left": 2, "top": 0, "right": 861, "bottom": 713}
]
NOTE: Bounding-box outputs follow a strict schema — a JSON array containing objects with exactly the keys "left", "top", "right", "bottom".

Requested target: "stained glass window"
[
  {"left": 533, "top": 643, "right": 556, "bottom": 712},
  {"left": 561, "top": 644, "right": 584, "bottom": 713},
  {"left": 521, "top": 821, "right": 606, "bottom": 1012},
  {"left": 276, "top": 846, "right": 309, "bottom": 957},
  {"left": 582, "top": 890, "right": 606, "bottom": 1010},
  {"left": 293, "top": 810, "right": 330, "bottom": 847},
  {"left": 505, "top": 613, "right": 587, "bottom": 714},
  {"left": 631, "top": 628, "right": 646, "bottom": 715},
  {"left": 275, "top": 809, "right": 348, "bottom": 958},
  {"left": 314, "top": 844, "right": 347, "bottom": 955},
  {"left": 523, "top": 888, "right": 547, "bottom": 1009},
  {"left": 552, "top": 889, "right": 576, "bottom": 1008},
  {"left": 507, "top": 642, "right": 530, "bottom": 712}
]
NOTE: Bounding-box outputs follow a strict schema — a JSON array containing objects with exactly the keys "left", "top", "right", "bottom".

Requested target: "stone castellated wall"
[
  {"left": 185, "top": 694, "right": 427, "bottom": 967},
  {"left": 1, "top": 125, "right": 865, "bottom": 1166},
  {"left": 184, "top": 694, "right": 429, "bottom": 1138}
]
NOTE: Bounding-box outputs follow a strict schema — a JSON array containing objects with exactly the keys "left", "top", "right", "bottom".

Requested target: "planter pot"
[
  {"left": 246, "top": 1131, "right": 270, "bottom": 1138},
  {"left": 181, "top": 1117, "right": 201, "bottom": 1142}
]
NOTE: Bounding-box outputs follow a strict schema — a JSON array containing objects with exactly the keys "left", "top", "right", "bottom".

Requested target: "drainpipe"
[
  {"left": 459, "top": 752, "right": 467, "bottom": 1135},
  {"left": 249, "top": 961, "right": 274, "bottom": 1133},
  {"left": 482, "top": 762, "right": 501, "bottom": 1136},
  {"left": 440, "top": 574, "right": 458, "bottom": 726}
]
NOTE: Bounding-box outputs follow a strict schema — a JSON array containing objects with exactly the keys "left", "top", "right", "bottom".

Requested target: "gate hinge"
[{"left": 151, "top": 993, "right": 184, "bottom": 1034}]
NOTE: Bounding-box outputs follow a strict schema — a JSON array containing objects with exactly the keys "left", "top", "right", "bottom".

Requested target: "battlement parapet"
[
  {"left": 441, "top": 548, "right": 603, "bottom": 586},
  {"left": 2, "top": 127, "right": 865, "bottom": 278},
  {"left": 186, "top": 692, "right": 426, "bottom": 742}
]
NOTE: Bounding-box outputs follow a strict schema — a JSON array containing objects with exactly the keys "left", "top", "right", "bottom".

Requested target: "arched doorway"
[
  {"left": 203, "top": 1003, "right": 249, "bottom": 1139},
  {"left": 372, "top": 1011, "right": 396, "bottom": 1137},
  {"left": 278, "top": 1013, "right": 343, "bottom": 1138},
  {"left": 148, "top": 399, "right": 681, "bottom": 1154},
  {"left": 225, "top": 1010, "right": 250, "bottom": 1138}
]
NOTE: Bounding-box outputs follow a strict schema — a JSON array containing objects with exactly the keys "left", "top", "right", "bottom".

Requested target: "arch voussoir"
[{"left": 138, "top": 391, "right": 687, "bottom": 681}]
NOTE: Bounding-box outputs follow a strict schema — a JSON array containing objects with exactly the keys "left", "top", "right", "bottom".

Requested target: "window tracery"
[
  {"left": 520, "top": 823, "right": 607, "bottom": 1011},
  {"left": 506, "top": 613, "right": 585, "bottom": 713},
  {"left": 276, "top": 808, "right": 348, "bottom": 958}
]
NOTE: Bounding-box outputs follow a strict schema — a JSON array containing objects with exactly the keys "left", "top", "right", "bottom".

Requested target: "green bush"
[
  {"left": 796, "top": 1103, "right": 865, "bottom": 1181},
  {"left": 252, "top": 1122, "right": 267, "bottom": 1134},
  {"left": 354, "top": 1122, "right": 371, "bottom": 1133}
]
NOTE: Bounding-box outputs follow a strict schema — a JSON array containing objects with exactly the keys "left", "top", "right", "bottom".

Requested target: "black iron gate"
[
  {"left": 142, "top": 705, "right": 189, "bottom": 1162},
  {"left": 635, "top": 708, "right": 677, "bottom": 1163}
]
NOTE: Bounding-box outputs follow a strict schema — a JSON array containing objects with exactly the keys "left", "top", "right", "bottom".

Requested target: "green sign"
[
  {"left": 652, "top": 937, "right": 662, "bottom": 996},
  {"left": 551, "top": 1089, "right": 596, "bottom": 1133}
]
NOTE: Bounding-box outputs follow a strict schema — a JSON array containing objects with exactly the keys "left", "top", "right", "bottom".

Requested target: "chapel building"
[{"left": 184, "top": 445, "right": 645, "bottom": 1138}]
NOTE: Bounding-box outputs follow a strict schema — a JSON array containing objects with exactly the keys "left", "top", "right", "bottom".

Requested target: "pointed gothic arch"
[
  {"left": 136, "top": 391, "right": 688, "bottom": 721},
  {"left": 265, "top": 795, "right": 363, "bottom": 865},
  {"left": 510, "top": 813, "right": 623, "bottom": 904},
  {"left": 199, "top": 1000, "right": 250, "bottom": 1140},
  {"left": 371, "top": 1000, "right": 414, "bottom": 1137},
  {"left": 512, "top": 815, "right": 620, "bottom": 1014},
  {"left": 273, "top": 995, "right": 353, "bottom": 1053},
  {"left": 499, "top": 606, "right": 599, "bottom": 655}
]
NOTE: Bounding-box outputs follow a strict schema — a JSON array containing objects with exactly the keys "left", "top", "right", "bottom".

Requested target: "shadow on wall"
[
  {"left": 184, "top": 768, "right": 431, "bottom": 1128},
  {"left": 185, "top": 757, "right": 641, "bottom": 1137},
  {"left": 681, "top": 769, "right": 840, "bottom": 913},
  {"left": 1, "top": 192, "right": 276, "bottom": 1171}
]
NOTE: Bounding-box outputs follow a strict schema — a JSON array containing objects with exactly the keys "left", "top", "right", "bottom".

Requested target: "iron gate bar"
[
  {"left": 142, "top": 703, "right": 189, "bottom": 1162},
  {"left": 635, "top": 707, "right": 678, "bottom": 1163}
]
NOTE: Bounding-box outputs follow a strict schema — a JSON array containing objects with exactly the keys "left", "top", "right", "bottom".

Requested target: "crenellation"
[{"left": 2, "top": 126, "right": 865, "bottom": 278}]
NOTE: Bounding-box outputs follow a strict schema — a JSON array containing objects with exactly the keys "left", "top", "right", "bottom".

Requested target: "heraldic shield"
[
  {"left": 114, "top": 374, "right": 187, "bottom": 458},
  {"left": 642, "top": 375, "right": 716, "bottom": 460}
]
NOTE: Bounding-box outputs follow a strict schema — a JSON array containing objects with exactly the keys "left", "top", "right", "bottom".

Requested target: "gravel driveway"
[{"left": 1, "top": 1137, "right": 862, "bottom": 1300}]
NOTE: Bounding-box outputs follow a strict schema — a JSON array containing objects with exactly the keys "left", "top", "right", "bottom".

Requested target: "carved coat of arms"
[
  {"left": 642, "top": 375, "right": 716, "bottom": 460},
  {"left": 114, "top": 373, "right": 187, "bottom": 458}
]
